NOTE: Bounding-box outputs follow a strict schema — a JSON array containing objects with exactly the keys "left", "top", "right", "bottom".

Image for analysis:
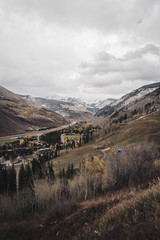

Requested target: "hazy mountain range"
[
  {"left": 0, "top": 81, "right": 160, "bottom": 137},
  {"left": 19, "top": 94, "right": 116, "bottom": 120}
]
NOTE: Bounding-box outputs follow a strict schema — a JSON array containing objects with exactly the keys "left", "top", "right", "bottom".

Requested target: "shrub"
[{"left": 106, "top": 142, "right": 159, "bottom": 190}]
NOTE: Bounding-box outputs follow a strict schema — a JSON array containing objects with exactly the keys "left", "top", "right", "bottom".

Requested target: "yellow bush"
[{"left": 19, "top": 139, "right": 25, "bottom": 146}]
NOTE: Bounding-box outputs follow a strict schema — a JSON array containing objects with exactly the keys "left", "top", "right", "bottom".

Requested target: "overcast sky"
[{"left": 0, "top": 0, "right": 160, "bottom": 100}]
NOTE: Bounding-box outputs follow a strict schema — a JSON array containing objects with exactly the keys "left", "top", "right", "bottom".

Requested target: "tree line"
[{"left": 0, "top": 161, "right": 76, "bottom": 197}]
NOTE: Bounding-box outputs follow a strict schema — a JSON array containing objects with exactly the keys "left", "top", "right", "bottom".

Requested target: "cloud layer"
[{"left": 0, "top": 0, "right": 160, "bottom": 100}]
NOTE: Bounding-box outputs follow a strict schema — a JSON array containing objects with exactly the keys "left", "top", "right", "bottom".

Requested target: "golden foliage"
[
  {"left": 75, "top": 141, "right": 79, "bottom": 148},
  {"left": 81, "top": 155, "right": 104, "bottom": 179},
  {"left": 19, "top": 139, "right": 25, "bottom": 146}
]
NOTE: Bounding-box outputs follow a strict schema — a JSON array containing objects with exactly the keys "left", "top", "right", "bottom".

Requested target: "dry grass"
[
  {"left": 96, "top": 110, "right": 160, "bottom": 155},
  {"left": 93, "top": 180, "right": 160, "bottom": 240},
  {"left": 49, "top": 111, "right": 160, "bottom": 175},
  {"left": 0, "top": 168, "right": 160, "bottom": 240},
  {"left": 50, "top": 143, "right": 104, "bottom": 173},
  {"left": 2, "top": 182, "right": 160, "bottom": 240}
]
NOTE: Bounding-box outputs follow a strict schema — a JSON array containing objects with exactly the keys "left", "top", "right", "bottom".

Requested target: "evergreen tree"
[
  {"left": 32, "top": 159, "right": 43, "bottom": 179},
  {"left": 66, "top": 164, "right": 70, "bottom": 178},
  {"left": 86, "top": 132, "right": 89, "bottom": 143},
  {"left": 8, "top": 165, "right": 16, "bottom": 196},
  {"left": 0, "top": 165, "right": 2, "bottom": 194},
  {"left": 0, "top": 165, "right": 8, "bottom": 194},
  {"left": 55, "top": 150, "right": 57, "bottom": 158},
  {"left": 70, "top": 163, "right": 74, "bottom": 177},
  {"left": 79, "top": 136, "right": 82, "bottom": 146},
  {"left": 83, "top": 135, "right": 86, "bottom": 144},
  {"left": 3, "top": 167, "right": 8, "bottom": 194},
  {"left": 24, "top": 163, "right": 36, "bottom": 215},
  {"left": 66, "top": 163, "right": 74, "bottom": 179},
  {"left": 32, "top": 158, "right": 37, "bottom": 176},
  {"left": 25, "top": 163, "right": 34, "bottom": 191},
  {"left": 123, "top": 113, "right": 127, "bottom": 120},
  {"left": 48, "top": 162, "right": 55, "bottom": 181},
  {"left": 58, "top": 169, "right": 62, "bottom": 179},
  {"left": 58, "top": 168, "right": 65, "bottom": 179},
  {"left": 60, "top": 178, "right": 69, "bottom": 200},
  {"left": 18, "top": 164, "right": 26, "bottom": 190}
]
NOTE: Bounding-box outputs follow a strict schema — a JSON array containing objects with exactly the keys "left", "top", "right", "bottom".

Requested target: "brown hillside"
[{"left": 0, "top": 86, "right": 69, "bottom": 137}]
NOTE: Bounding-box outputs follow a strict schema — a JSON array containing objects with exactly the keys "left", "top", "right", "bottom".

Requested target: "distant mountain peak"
[
  {"left": 20, "top": 93, "right": 116, "bottom": 120},
  {"left": 46, "top": 93, "right": 116, "bottom": 109}
]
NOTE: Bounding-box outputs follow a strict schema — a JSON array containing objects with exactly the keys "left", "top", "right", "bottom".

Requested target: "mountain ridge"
[
  {"left": 20, "top": 94, "right": 115, "bottom": 120},
  {"left": 0, "top": 85, "right": 69, "bottom": 137},
  {"left": 96, "top": 82, "right": 160, "bottom": 117}
]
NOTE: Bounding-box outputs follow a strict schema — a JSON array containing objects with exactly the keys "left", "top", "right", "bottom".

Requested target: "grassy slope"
[
  {"left": 51, "top": 110, "right": 160, "bottom": 173},
  {"left": 1, "top": 111, "right": 160, "bottom": 240},
  {"left": 99, "top": 111, "right": 160, "bottom": 152},
  {"left": 1, "top": 181, "right": 160, "bottom": 240},
  {"left": 50, "top": 143, "right": 104, "bottom": 174}
]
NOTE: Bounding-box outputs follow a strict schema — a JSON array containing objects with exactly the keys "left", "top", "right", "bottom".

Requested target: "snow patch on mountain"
[
  {"left": 111, "top": 87, "right": 158, "bottom": 108},
  {"left": 46, "top": 93, "right": 115, "bottom": 110},
  {"left": 96, "top": 82, "right": 160, "bottom": 117}
]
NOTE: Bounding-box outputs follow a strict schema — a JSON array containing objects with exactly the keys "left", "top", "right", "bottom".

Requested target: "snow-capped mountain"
[
  {"left": 111, "top": 83, "right": 160, "bottom": 108},
  {"left": 97, "top": 98, "right": 116, "bottom": 109},
  {"left": 20, "top": 94, "right": 115, "bottom": 120},
  {"left": 46, "top": 94, "right": 115, "bottom": 111},
  {"left": 96, "top": 82, "right": 160, "bottom": 117}
]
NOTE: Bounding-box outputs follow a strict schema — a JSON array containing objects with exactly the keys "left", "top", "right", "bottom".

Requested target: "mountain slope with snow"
[
  {"left": 46, "top": 94, "right": 115, "bottom": 111},
  {"left": 20, "top": 94, "right": 115, "bottom": 120},
  {"left": 96, "top": 82, "right": 160, "bottom": 117}
]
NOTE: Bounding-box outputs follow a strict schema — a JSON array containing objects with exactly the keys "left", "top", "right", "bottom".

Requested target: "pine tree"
[
  {"left": 18, "top": 164, "right": 26, "bottom": 190},
  {"left": 2, "top": 167, "right": 8, "bottom": 194},
  {"left": 25, "top": 163, "right": 34, "bottom": 191},
  {"left": 48, "top": 162, "right": 55, "bottom": 181},
  {"left": 32, "top": 158, "right": 37, "bottom": 177},
  {"left": 0, "top": 165, "right": 8, "bottom": 194},
  {"left": 0, "top": 165, "right": 2, "bottom": 194},
  {"left": 24, "top": 163, "right": 36, "bottom": 215},
  {"left": 66, "top": 164, "right": 71, "bottom": 179},
  {"left": 79, "top": 136, "right": 82, "bottom": 146},
  {"left": 55, "top": 150, "right": 57, "bottom": 158},
  {"left": 8, "top": 165, "right": 16, "bottom": 196},
  {"left": 58, "top": 168, "right": 65, "bottom": 179},
  {"left": 32, "top": 159, "right": 43, "bottom": 179},
  {"left": 66, "top": 163, "right": 74, "bottom": 179},
  {"left": 86, "top": 132, "right": 89, "bottom": 143},
  {"left": 70, "top": 163, "right": 74, "bottom": 177}
]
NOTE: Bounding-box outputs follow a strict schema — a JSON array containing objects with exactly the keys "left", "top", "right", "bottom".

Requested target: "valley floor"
[{"left": 0, "top": 122, "right": 75, "bottom": 142}]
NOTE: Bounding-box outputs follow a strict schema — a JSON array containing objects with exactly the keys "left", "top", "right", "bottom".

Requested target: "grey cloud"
[
  {"left": 124, "top": 44, "right": 160, "bottom": 60},
  {"left": 95, "top": 52, "right": 117, "bottom": 62},
  {"left": 78, "top": 44, "right": 160, "bottom": 93},
  {"left": 1, "top": 0, "right": 160, "bottom": 35},
  {"left": 0, "top": 0, "right": 160, "bottom": 100}
]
